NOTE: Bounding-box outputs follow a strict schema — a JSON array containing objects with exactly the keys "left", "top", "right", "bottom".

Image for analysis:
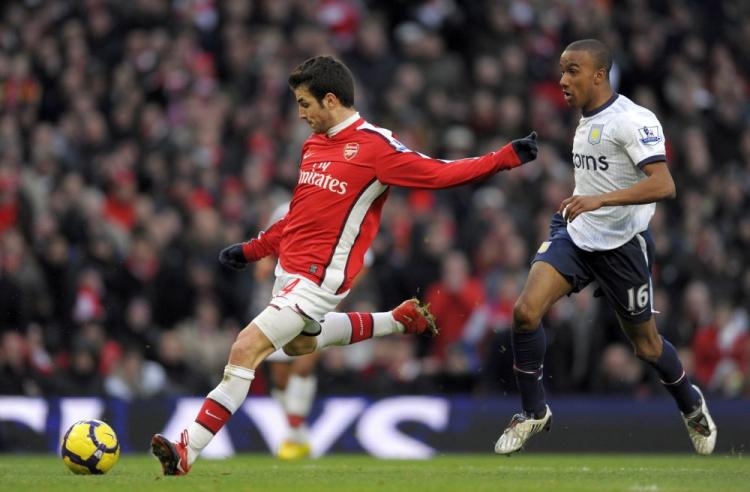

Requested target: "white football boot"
[
  {"left": 681, "top": 385, "right": 717, "bottom": 455},
  {"left": 494, "top": 405, "right": 552, "bottom": 455}
]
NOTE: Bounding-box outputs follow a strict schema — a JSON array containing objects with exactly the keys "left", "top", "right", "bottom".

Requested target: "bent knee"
[
  {"left": 282, "top": 345, "right": 307, "bottom": 356},
  {"left": 513, "top": 300, "right": 542, "bottom": 331},
  {"left": 283, "top": 337, "right": 316, "bottom": 356}
]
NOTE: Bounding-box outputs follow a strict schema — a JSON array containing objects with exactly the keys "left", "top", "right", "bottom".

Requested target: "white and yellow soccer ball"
[{"left": 60, "top": 419, "right": 120, "bottom": 475}]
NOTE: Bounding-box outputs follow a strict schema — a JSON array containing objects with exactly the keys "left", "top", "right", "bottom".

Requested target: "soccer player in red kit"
[{"left": 151, "top": 55, "right": 538, "bottom": 475}]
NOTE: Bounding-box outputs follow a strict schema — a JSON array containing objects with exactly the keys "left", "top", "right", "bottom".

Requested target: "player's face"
[
  {"left": 294, "top": 86, "right": 335, "bottom": 134},
  {"left": 559, "top": 49, "right": 599, "bottom": 109}
]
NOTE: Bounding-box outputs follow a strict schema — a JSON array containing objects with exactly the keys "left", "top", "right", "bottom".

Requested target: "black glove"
[
  {"left": 218, "top": 243, "right": 249, "bottom": 270},
  {"left": 511, "top": 131, "right": 538, "bottom": 163}
]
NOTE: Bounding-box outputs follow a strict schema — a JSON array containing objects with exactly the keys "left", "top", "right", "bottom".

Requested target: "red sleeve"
[
  {"left": 241, "top": 214, "right": 288, "bottom": 261},
  {"left": 372, "top": 139, "right": 523, "bottom": 189}
]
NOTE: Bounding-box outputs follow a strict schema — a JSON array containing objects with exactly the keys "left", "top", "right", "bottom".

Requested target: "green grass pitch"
[{"left": 1, "top": 454, "right": 748, "bottom": 492}]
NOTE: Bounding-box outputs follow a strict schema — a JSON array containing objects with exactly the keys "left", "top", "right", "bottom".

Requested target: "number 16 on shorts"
[{"left": 626, "top": 283, "right": 650, "bottom": 314}]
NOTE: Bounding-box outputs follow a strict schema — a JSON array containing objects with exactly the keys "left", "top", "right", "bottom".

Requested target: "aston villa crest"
[
  {"left": 344, "top": 142, "right": 359, "bottom": 160},
  {"left": 588, "top": 124, "right": 604, "bottom": 144}
]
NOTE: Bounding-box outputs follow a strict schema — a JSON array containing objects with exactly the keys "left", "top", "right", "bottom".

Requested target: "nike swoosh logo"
[
  {"left": 303, "top": 151, "right": 315, "bottom": 159},
  {"left": 205, "top": 409, "right": 222, "bottom": 420}
]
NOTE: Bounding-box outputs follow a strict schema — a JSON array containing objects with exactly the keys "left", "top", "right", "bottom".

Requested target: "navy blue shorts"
[{"left": 533, "top": 213, "right": 655, "bottom": 323}]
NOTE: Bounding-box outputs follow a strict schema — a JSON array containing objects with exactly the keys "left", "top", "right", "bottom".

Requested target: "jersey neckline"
[{"left": 582, "top": 93, "right": 619, "bottom": 117}]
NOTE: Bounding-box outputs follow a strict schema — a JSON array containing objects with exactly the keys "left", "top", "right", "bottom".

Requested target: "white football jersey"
[{"left": 567, "top": 94, "right": 667, "bottom": 251}]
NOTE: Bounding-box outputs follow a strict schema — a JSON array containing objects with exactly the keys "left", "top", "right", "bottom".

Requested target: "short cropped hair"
[
  {"left": 288, "top": 56, "right": 355, "bottom": 107},
  {"left": 565, "top": 39, "right": 613, "bottom": 75}
]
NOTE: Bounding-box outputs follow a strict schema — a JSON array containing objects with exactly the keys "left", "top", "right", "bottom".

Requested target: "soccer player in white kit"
[
  {"left": 494, "top": 39, "right": 717, "bottom": 456},
  {"left": 150, "top": 55, "right": 539, "bottom": 475}
]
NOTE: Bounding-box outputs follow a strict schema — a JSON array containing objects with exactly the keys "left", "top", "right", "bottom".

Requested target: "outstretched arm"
[
  {"left": 375, "top": 133, "right": 537, "bottom": 189},
  {"left": 559, "top": 162, "right": 675, "bottom": 222}
]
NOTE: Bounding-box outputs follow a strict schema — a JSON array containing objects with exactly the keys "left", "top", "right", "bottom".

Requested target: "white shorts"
[
  {"left": 270, "top": 267, "right": 347, "bottom": 326},
  {"left": 253, "top": 267, "right": 348, "bottom": 349}
]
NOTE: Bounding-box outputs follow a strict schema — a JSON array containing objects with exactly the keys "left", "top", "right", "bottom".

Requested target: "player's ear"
[
  {"left": 323, "top": 92, "right": 337, "bottom": 109},
  {"left": 593, "top": 67, "right": 605, "bottom": 85}
]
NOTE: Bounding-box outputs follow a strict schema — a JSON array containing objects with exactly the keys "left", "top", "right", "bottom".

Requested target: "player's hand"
[
  {"left": 219, "top": 243, "right": 250, "bottom": 270},
  {"left": 511, "top": 131, "right": 538, "bottom": 164},
  {"left": 559, "top": 195, "right": 605, "bottom": 222}
]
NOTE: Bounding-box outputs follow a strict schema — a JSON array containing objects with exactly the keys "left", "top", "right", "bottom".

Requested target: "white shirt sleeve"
[{"left": 613, "top": 110, "right": 667, "bottom": 168}]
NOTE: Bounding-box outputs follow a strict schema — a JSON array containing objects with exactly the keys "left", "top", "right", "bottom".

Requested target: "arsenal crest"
[{"left": 344, "top": 142, "right": 359, "bottom": 160}]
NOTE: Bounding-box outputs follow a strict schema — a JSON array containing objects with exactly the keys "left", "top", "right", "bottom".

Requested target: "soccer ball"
[{"left": 60, "top": 419, "right": 120, "bottom": 475}]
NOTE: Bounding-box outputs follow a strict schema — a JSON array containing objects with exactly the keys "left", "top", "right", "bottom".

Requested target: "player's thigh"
[
  {"left": 516, "top": 261, "right": 574, "bottom": 321},
  {"left": 253, "top": 305, "right": 307, "bottom": 350},
  {"left": 229, "top": 321, "right": 279, "bottom": 369},
  {"left": 521, "top": 213, "right": 590, "bottom": 321},
  {"left": 588, "top": 232, "right": 654, "bottom": 324}
]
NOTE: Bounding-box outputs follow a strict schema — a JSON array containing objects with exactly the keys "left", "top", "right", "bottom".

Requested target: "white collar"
[{"left": 327, "top": 112, "right": 360, "bottom": 138}]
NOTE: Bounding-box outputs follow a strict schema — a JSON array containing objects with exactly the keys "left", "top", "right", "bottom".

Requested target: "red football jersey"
[{"left": 243, "top": 115, "right": 522, "bottom": 294}]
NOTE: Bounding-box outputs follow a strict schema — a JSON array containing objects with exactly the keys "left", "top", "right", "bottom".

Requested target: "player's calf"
[{"left": 315, "top": 299, "right": 437, "bottom": 350}]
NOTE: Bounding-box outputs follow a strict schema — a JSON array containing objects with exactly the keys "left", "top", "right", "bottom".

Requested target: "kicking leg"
[
  {"left": 618, "top": 315, "right": 717, "bottom": 455},
  {"left": 495, "top": 260, "right": 571, "bottom": 455},
  {"left": 283, "top": 298, "right": 436, "bottom": 355}
]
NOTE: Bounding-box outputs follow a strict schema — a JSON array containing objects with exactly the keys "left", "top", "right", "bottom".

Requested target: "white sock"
[
  {"left": 373, "top": 312, "right": 403, "bottom": 336},
  {"left": 285, "top": 374, "right": 317, "bottom": 443},
  {"left": 271, "top": 387, "right": 287, "bottom": 410},
  {"left": 290, "top": 424, "right": 310, "bottom": 444},
  {"left": 186, "top": 364, "right": 254, "bottom": 465},
  {"left": 315, "top": 312, "right": 351, "bottom": 348},
  {"left": 286, "top": 374, "right": 316, "bottom": 417},
  {"left": 315, "top": 311, "right": 403, "bottom": 350}
]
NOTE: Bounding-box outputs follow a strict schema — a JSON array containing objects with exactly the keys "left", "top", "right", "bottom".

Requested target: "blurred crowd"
[{"left": 0, "top": 0, "right": 748, "bottom": 402}]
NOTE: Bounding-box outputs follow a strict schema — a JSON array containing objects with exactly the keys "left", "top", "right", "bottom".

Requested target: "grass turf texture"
[{"left": 1, "top": 454, "right": 747, "bottom": 492}]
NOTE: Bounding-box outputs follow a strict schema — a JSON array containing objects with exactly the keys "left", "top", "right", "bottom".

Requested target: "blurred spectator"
[
  {"left": 591, "top": 344, "right": 646, "bottom": 395},
  {"left": 424, "top": 250, "right": 485, "bottom": 363},
  {"left": 174, "top": 295, "right": 237, "bottom": 379},
  {"left": 53, "top": 340, "right": 106, "bottom": 396},
  {"left": 693, "top": 304, "right": 749, "bottom": 397},
  {"left": 0, "top": 331, "right": 43, "bottom": 395},
  {"left": 157, "top": 330, "right": 211, "bottom": 395},
  {"left": 104, "top": 345, "right": 167, "bottom": 400}
]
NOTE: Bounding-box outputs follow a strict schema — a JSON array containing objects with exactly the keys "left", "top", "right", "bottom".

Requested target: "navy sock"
[
  {"left": 650, "top": 337, "right": 701, "bottom": 414},
  {"left": 511, "top": 325, "right": 547, "bottom": 418}
]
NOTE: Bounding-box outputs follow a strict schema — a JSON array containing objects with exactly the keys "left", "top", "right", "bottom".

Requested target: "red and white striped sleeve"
[{"left": 360, "top": 124, "right": 522, "bottom": 189}]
